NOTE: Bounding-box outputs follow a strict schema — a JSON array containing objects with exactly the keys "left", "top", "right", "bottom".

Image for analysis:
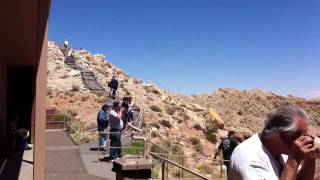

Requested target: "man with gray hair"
[{"left": 228, "top": 105, "right": 318, "bottom": 180}]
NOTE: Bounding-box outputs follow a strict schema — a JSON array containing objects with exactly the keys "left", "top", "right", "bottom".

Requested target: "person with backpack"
[
  {"left": 108, "top": 76, "right": 119, "bottom": 98},
  {"left": 214, "top": 131, "right": 239, "bottom": 172}
]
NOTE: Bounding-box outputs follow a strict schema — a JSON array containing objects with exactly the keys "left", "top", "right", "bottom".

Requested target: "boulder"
[
  {"left": 204, "top": 109, "right": 225, "bottom": 129},
  {"left": 97, "top": 96, "right": 106, "bottom": 103}
]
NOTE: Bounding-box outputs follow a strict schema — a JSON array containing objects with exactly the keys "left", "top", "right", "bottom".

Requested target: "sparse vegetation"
[
  {"left": 151, "top": 131, "right": 159, "bottom": 138},
  {"left": 194, "top": 143, "right": 203, "bottom": 153},
  {"left": 152, "top": 89, "right": 161, "bottom": 95},
  {"left": 160, "top": 120, "right": 172, "bottom": 128},
  {"left": 47, "top": 88, "right": 53, "bottom": 96},
  {"left": 198, "top": 163, "right": 213, "bottom": 175},
  {"left": 52, "top": 113, "right": 73, "bottom": 122},
  {"left": 68, "top": 110, "right": 78, "bottom": 117},
  {"left": 71, "top": 84, "right": 80, "bottom": 91},
  {"left": 81, "top": 95, "right": 89, "bottom": 101},
  {"left": 189, "top": 137, "right": 200, "bottom": 145},
  {"left": 97, "top": 96, "right": 106, "bottom": 103},
  {"left": 150, "top": 122, "right": 160, "bottom": 129},
  {"left": 61, "top": 74, "right": 69, "bottom": 79},
  {"left": 206, "top": 132, "right": 218, "bottom": 144},
  {"left": 166, "top": 106, "right": 176, "bottom": 115},
  {"left": 193, "top": 123, "right": 202, "bottom": 130},
  {"left": 150, "top": 105, "right": 162, "bottom": 113},
  {"left": 122, "top": 141, "right": 144, "bottom": 156},
  {"left": 93, "top": 91, "right": 103, "bottom": 97}
]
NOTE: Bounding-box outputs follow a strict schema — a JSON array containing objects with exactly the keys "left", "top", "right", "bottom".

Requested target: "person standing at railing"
[
  {"left": 214, "top": 131, "right": 239, "bottom": 173},
  {"left": 108, "top": 101, "right": 124, "bottom": 162},
  {"left": 97, "top": 103, "right": 111, "bottom": 150},
  {"left": 127, "top": 97, "right": 135, "bottom": 122},
  {"left": 121, "top": 97, "right": 129, "bottom": 128},
  {"left": 108, "top": 76, "right": 119, "bottom": 99}
]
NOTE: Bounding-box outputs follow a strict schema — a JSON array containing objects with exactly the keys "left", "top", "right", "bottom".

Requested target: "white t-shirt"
[
  {"left": 228, "top": 134, "right": 287, "bottom": 180},
  {"left": 64, "top": 40, "right": 69, "bottom": 46},
  {"left": 109, "top": 110, "right": 123, "bottom": 130}
]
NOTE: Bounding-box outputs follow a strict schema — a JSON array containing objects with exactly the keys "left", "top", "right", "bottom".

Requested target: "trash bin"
[{"left": 112, "top": 157, "right": 152, "bottom": 180}]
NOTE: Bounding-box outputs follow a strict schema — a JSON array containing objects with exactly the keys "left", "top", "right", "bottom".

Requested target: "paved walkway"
[{"left": 45, "top": 129, "right": 110, "bottom": 180}]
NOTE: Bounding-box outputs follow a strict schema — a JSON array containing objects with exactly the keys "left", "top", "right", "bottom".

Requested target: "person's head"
[
  {"left": 102, "top": 103, "right": 112, "bottom": 112},
  {"left": 228, "top": 131, "right": 236, "bottom": 138},
  {"left": 128, "top": 97, "right": 132, "bottom": 102},
  {"left": 113, "top": 101, "right": 121, "bottom": 111},
  {"left": 261, "top": 105, "right": 309, "bottom": 154}
]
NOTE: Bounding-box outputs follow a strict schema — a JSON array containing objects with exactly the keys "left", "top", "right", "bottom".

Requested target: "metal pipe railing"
[{"left": 150, "top": 152, "right": 210, "bottom": 180}]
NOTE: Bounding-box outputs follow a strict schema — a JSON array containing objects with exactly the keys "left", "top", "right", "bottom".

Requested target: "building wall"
[
  {"left": 33, "top": 26, "right": 47, "bottom": 180},
  {"left": 0, "top": 65, "right": 7, "bottom": 138},
  {"left": 0, "top": 0, "right": 50, "bottom": 179}
]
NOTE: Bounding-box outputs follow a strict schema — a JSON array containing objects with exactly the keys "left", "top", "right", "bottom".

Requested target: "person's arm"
[
  {"left": 280, "top": 135, "right": 317, "bottom": 180},
  {"left": 214, "top": 142, "right": 223, "bottom": 159},
  {"left": 98, "top": 111, "right": 106, "bottom": 122},
  {"left": 297, "top": 157, "right": 315, "bottom": 180}
]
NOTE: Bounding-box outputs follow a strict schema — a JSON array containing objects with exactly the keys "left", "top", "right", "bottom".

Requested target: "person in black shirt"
[
  {"left": 108, "top": 76, "right": 119, "bottom": 98},
  {"left": 214, "top": 131, "right": 239, "bottom": 172}
]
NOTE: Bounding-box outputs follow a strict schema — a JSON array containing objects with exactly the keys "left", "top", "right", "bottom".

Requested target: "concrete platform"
[
  {"left": 18, "top": 149, "right": 34, "bottom": 180},
  {"left": 45, "top": 129, "right": 109, "bottom": 180}
]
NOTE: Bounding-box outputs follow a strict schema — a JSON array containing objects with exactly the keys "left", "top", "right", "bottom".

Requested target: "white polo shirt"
[{"left": 228, "top": 134, "right": 287, "bottom": 180}]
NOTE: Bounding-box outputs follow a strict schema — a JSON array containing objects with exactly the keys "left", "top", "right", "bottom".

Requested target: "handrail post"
[
  {"left": 82, "top": 122, "right": 85, "bottom": 142},
  {"left": 162, "top": 161, "right": 165, "bottom": 180},
  {"left": 220, "top": 160, "right": 223, "bottom": 178},
  {"left": 97, "top": 132, "right": 100, "bottom": 160},
  {"left": 182, "top": 156, "right": 184, "bottom": 178}
]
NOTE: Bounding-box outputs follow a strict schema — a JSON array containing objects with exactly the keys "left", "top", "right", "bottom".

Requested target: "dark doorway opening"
[{"left": 6, "top": 66, "right": 34, "bottom": 143}]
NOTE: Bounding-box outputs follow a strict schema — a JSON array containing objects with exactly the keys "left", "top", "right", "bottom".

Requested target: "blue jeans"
[
  {"left": 99, "top": 132, "right": 106, "bottom": 148},
  {"left": 109, "top": 129, "right": 122, "bottom": 160}
]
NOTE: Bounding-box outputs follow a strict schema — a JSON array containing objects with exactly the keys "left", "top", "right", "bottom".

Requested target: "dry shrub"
[
  {"left": 195, "top": 143, "right": 203, "bottom": 153},
  {"left": 152, "top": 89, "right": 161, "bottom": 95},
  {"left": 150, "top": 122, "right": 160, "bottom": 129},
  {"left": 97, "top": 96, "right": 106, "bottom": 103},
  {"left": 81, "top": 95, "right": 89, "bottom": 101},
  {"left": 150, "top": 105, "right": 162, "bottom": 113},
  {"left": 189, "top": 137, "right": 200, "bottom": 145},
  {"left": 71, "top": 84, "right": 80, "bottom": 92},
  {"left": 160, "top": 120, "right": 172, "bottom": 128},
  {"left": 193, "top": 124, "right": 202, "bottom": 130}
]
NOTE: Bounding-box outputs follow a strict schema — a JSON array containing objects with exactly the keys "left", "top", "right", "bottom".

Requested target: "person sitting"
[
  {"left": 97, "top": 104, "right": 110, "bottom": 150},
  {"left": 108, "top": 76, "right": 119, "bottom": 98},
  {"left": 228, "top": 105, "right": 319, "bottom": 180},
  {"left": 108, "top": 101, "right": 124, "bottom": 162},
  {"left": 214, "top": 130, "right": 239, "bottom": 173}
]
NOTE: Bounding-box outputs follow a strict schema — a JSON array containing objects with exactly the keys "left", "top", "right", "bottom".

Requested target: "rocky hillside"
[{"left": 46, "top": 41, "right": 320, "bottom": 173}]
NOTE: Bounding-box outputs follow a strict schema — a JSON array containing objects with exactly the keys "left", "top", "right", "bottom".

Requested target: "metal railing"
[{"left": 150, "top": 152, "right": 210, "bottom": 180}]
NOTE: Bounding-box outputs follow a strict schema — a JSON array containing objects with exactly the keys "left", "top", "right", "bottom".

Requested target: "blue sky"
[{"left": 49, "top": 0, "right": 320, "bottom": 98}]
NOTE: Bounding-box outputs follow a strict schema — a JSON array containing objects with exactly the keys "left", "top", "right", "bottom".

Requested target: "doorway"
[{"left": 6, "top": 66, "right": 34, "bottom": 143}]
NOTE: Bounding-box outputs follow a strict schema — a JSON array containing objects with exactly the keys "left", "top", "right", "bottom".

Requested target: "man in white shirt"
[
  {"left": 229, "top": 105, "right": 318, "bottom": 180},
  {"left": 108, "top": 101, "right": 124, "bottom": 161}
]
